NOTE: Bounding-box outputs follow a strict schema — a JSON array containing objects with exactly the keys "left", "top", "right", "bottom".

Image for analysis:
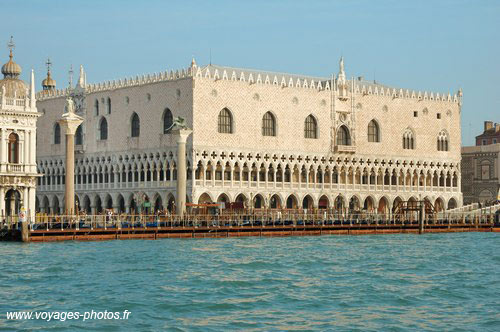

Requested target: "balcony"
[
  {"left": 6, "top": 164, "right": 25, "bottom": 173},
  {"left": 335, "top": 145, "right": 356, "bottom": 153}
]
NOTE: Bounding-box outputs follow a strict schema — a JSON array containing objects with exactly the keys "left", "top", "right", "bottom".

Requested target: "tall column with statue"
[
  {"left": 59, "top": 97, "right": 83, "bottom": 215},
  {"left": 167, "top": 117, "right": 192, "bottom": 217}
]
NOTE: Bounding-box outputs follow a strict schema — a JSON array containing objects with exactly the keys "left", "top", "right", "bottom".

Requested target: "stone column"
[
  {"left": 58, "top": 98, "right": 83, "bottom": 215},
  {"left": 0, "top": 188, "right": 5, "bottom": 218},
  {"left": 172, "top": 128, "right": 192, "bottom": 216}
]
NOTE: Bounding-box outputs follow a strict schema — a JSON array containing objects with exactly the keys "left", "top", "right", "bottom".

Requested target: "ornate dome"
[
  {"left": 0, "top": 78, "right": 27, "bottom": 98},
  {"left": 1, "top": 51, "right": 21, "bottom": 79},
  {"left": 42, "top": 72, "right": 56, "bottom": 90},
  {"left": 0, "top": 57, "right": 26, "bottom": 98},
  {"left": 42, "top": 57, "right": 56, "bottom": 91},
  {"left": 0, "top": 37, "right": 27, "bottom": 99}
]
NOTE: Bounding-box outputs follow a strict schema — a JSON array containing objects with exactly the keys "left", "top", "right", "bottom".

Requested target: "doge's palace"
[{"left": 35, "top": 57, "right": 462, "bottom": 214}]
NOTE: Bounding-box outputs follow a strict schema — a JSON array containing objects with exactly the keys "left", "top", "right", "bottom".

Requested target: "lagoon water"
[{"left": 0, "top": 233, "right": 499, "bottom": 331}]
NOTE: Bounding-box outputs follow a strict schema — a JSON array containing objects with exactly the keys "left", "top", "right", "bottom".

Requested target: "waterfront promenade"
[{"left": 1, "top": 209, "right": 498, "bottom": 242}]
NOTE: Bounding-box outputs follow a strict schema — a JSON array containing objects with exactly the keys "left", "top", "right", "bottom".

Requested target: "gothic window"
[
  {"left": 304, "top": 115, "right": 317, "bottom": 139},
  {"left": 437, "top": 130, "right": 449, "bottom": 151},
  {"left": 107, "top": 97, "right": 111, "bottom": 114},
  {"left": 8, "top": 133, "right": 19, "bottom": 164},
  {"left": 99, "top": 117, "right": 108, "bottom": 140},
  {"left": 368, "top": 120, "right": 380, "bottom": 142},
  {"left": 336, "top": 125, "right": 351, "bottom": 146},
  {"left": 403, "top": 129, "right": 415, "bottom": 149},
  {"left": 131, "top": 113, "right": 140, "bottom": 137},
  {"left": 54, "top": 123, "right": 61, "bottom": 144},
  {"left": 218, "top": 108, "right": 233, "bottom": 134},
  {"left": 94, "top": 99, "right": 99, "bottom": 116},
  {"left": 163, "top": 108, "right": 173, "bottom": 133},
  {"left": 262, "top": 112, "right": 276, "bottom": 136},
  {"left": 75, "top": 125, "right": 83, "bottom": 145}
]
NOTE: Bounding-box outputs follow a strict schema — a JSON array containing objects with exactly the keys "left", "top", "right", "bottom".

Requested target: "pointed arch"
[
  {"left": 368, "top": 119, "right": 380, "bottom": 142},
  {"left": 131, "top": 112, "right": 140, "bottom": 137},
  {"left": 304, "top": 114, "right": 318, "bottom": 139},
  {"left": 99, "top": 117, "right": 108, "bottom": 140},
  {"left": 107, "top": 97, "right": 111, "bottom": 114},
  {"left": 218, "top": 108, "right": 233, "bottom": 133},
  {"left": 262, "top": 111, "right": 276, "bottom": 136},
  {"left": 54, "top": 123, "right": 61, "bottom": 144},
  {"left": 75, "top": 125, "right": 83, "bottom": 145},
  {"left": 163, "top": 108, "right": 173, "bottom": 133},
  {"left": 437, "top": 129, "right": 449, "bottom": 151},
  {"left": 403, "top": 128, "right": 415, "bottom": 149},
  {"left": 336, "top": 125, "right": 351, "bottom": 145}
]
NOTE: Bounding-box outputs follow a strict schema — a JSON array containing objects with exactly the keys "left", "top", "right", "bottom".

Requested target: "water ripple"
[{"left": 0, "top": 233, "right": 499, "bottom": 331}]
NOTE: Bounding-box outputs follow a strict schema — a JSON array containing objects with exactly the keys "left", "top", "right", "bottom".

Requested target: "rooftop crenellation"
[{"left": 35, "top": 60, "right": 462, "bottom": 104}]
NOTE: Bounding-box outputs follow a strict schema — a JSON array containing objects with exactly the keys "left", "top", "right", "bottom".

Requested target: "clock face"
[{"left": 339, "top": 113, "right": 347, "bottom": 122}]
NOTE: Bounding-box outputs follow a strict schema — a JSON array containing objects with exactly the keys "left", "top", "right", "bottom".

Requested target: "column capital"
[
  {"left": 59, "top": 116, "right": 83, "bottom": 135},
  {"left": 171, "top": 128, "right": 193, "bottom": 144}
]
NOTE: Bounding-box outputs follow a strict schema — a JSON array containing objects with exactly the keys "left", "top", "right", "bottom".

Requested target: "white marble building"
[
  {"left": 35, "top": 57, "right": 462, "bottom": 214},
  {"left": 0, "top": 39, "right": 40, "bottom": 218}
]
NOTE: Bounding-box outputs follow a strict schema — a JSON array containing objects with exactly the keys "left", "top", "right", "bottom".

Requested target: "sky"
[{"left": 1, "top": 0, "right": 499, "bottom": 145}]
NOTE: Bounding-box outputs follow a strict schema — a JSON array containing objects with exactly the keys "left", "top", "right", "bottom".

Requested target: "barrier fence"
[{"left": 1, "top": 209, "right": 497, "bottom": 232}]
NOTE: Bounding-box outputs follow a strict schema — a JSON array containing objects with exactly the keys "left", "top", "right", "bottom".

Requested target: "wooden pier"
[{"left": 1, "top": 208, "right": 499, "bottom": 243}]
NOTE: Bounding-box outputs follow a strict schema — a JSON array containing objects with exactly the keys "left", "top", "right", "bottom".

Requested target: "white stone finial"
[
  {"left": 77, "top": 65, "right": 85, "bottom": 87},
  {"left": 338, "top": 56, "right": 346, "bottom": 83}
]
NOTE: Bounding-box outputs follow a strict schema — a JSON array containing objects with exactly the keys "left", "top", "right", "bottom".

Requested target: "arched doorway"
[
  {"left": 5, "top": 189, "right": 21, "bottom": 217},
  {"left": 217, "top": 193, "right": 229, "bottom": 205},
  {"left": 318, "top": 195, "right": 329, "bottom": 209},
  {"left": 53, "top": 196, "right": 60, "bottom": 215},
  {"left": 83, "top": 195, "right": 91, "bottom": 214},
  {"left": 198, "top": 193, "right": 212, "bottom": 204},
  {"left": 117, "top": 195, "right": 125, "bottom": 213},
  {"left": 378, "top": 197, "right": 389, "bottom": 215},
  {"left": 105, "top": 195, "right": 113, "bottom": 210},
  {"left": 95, "top": 196, "right": 103, "bottom": 214},
  {"left": 235, "top": 194, "right": 247, "bottom": 208},
  {"left": 393, "top": 196, "right": 402, "bottom": 213},
  {"left": 349, "top": 196, "right": 360, "bottom": 213},
  {"left": 167, "top": 195, "right": 175, "bottom": 213},
  {"left": 286, "top": 195, "right": 298, "bottom": 209},
  {"left": 334, "top": 195, "right": 345, "bottom": 213},
  {"left": 154, "top": 195, "right": 163, "bottom": 212},
  {"left": 270, "top": 194, "right": 281, "bottom": 209},
  {"left": 253, "top": 194, "right": 264, "bottom": 208},
  {"left": 42, "top": 196, "right": 50, "bottom": 214},
  {"left": 363, "top": 196, "right": 374, "bottom": 213},
  {"left": 448, "top": 198, "right": 457, "bottom": 210},
  {"left": 434, "top": 197, "right": 444, "bottom": 212},
  {"left": 302, "top": 195, "right": 314, "bottom": 210}
]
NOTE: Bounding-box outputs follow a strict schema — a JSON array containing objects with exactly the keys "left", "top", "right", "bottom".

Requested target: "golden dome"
[
  {"left": 1, "top": 51, "right": 21, "bottom": 79},
  {"left": 0, "top": 45, "right": 26, "bottom": 98},
  {"left": 42, "top": 72, "right": 56, "bottom": 90},
  {"left": 0, "top": 78, "right": 27, "bottom": 98}
]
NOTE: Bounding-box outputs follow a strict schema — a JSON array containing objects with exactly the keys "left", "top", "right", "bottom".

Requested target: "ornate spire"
[
  {"left": 42, "top": 57, "right": 56, "bottom": 91},
  {"left": 191, "top": 56, "right": 197, "bottom": 68},
  {"left": 7, "top": 36, "right": 14, "bottom": 60},
  {"left": 68, "top": 64, "right": 73, "bottom": 88}
]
